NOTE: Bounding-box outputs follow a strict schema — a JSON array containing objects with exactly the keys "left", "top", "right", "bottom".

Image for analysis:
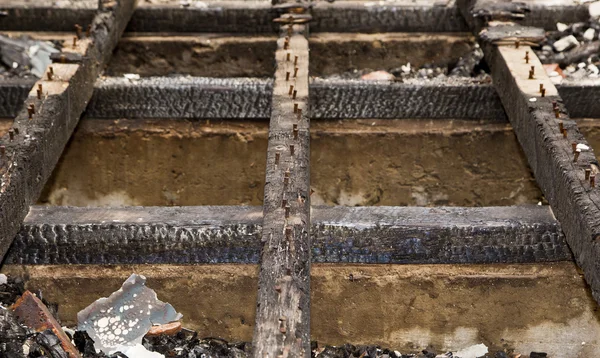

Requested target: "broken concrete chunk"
[
  {"left": 77, "top": 274, "right": 182, "bottom": 355},
  {"left": 553, "top": 35, "right": 580, "bottom": 52},
  {"left": 584, "top": 28, "right": 596, "bottom": 41}
]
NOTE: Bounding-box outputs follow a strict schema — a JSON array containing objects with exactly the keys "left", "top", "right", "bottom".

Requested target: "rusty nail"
[
  {"left": 47, "top": 68, "right": 53, "bottom": 81},
  {"left": 539, "top": 83, "right": 544, "bottom": 93},
  {"left": 285, "top": 206, "right": 290, "bottom": 218},
  {"left": 555, "top": 109, "right": 561, "bottom": 118},
  {"left": 286, "top": 72, "right": 290, "bottom": 81},
  {"left": 73, "top": 36, "right": 77, "bottom": 48},
  {"left": 591, "top": 175, "right": 596, "bottom": 188},
  {"left": 38, "top": 84, "right": 42, "bottom": 92},
  {"left": 286, "top": 53, "right": 290, "bottom": 61},
  {"left": 563, "top": 128, "right": 567, "bottom": 138},
  {"left": 528, "top": 69, "right": 534, "bottom": 80},
  {"left": 60, "top": 54, "right": 66, "bottom": 63},
  {"left": 586, "top": 168, "right": 591, "bottom": 180},
  {"left": 284, "top": 39, "right": 289, "bottom": 50},
  {"left": 572, "top": 142, "right": 577, "bottom": 153},
  {"left": 524, "top": 51, "right": 529, "bottom": 63},
  {"left": 30, "top": 104, "right": 35, "bottom": 114},
  {"left": 294, "top": 56, "right": 298, "bottom": 66},
  {"left": 297, "top": 108, "right": 302, "bottom": 119},
  {"left": 294, "top": 67, "right": 298, "bottom": 78},
  {"left": 541, "top": 88, "right": 545, "bottom": 97},
  {"left": 292, "top": 90, "right": 297, "bottom": 100},
  {"left": 37, "top": 89, "right": 42, "bottom": 99},
  {"left": 574, "top": 150, "right": 581, "bottom": 162},
  {"left": 531, "top": 66, "right": 535, "bottom": 76},
  {"left": 75, "top": 24, "right": 82, "bottom": 38},
  {"left": 515, "top": 40, "right": 520, "bottom": 48},
  {"left": 289, "top": 85, "right": 294, "bottom": 96},
  {"left": 559, "top": 122, "right": 564, "bottom": 133},
  {"left": 275, "top": 152, "right": 280, "bottom": 165},
  {"left": 282, "top": 198, "right": 287, "bottom": 208},
  {"left": 8, "top": 129, "right": 14, "bottom": 140},
  {"left": 27, "top": 107, "right": 33, "bottom": 119},
  {"left": 290, "top": 144, "right": 295, "bottom": 156},
  {"left": 294, "top": 103, "right": 298, "bottom": 113},
  {"left": 293, "top": 124, "right": 298, "bottom": 139}
]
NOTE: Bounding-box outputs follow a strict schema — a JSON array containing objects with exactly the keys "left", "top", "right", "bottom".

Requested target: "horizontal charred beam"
[
  {"left": 2, "top": 77, "right": 598, "bottom": 120},
  {"left": 0, "top": 1, "right": 589, "bottom": 33},
  {"left": 2, "top": 205, "right": 571, "bottom": 265}
]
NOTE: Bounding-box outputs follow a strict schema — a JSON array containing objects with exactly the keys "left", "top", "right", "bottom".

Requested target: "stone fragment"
[
  {"left": 553, "top": 35, "right": 580, "bottom": 52},
  {"left": 147, "top": 321, "right": 183, "bottom": 336},
  {"left": 12, "top": 291, "right": 81, "bottom": 358},
  {"left": 584, "top": 28, "right": 596, "bottom": 41},
  {"left": 590, "top": 1, "right": 600, "bottom": 17},
  {"left": 454, "top": 343, "right": 488, "bottom": 358},
  {"left": 361, "top": 71, "right": 395, "bottom": 81},
  {"left": 556, "top": 22, "right": 568, "bottom": 32}
]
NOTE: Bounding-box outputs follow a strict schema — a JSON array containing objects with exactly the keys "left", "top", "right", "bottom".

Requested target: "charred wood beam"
[
  {"left": 2, "top": 77, "right": 597, "bottom": 120},
  {"left": 252, "top": 19, "right": 312, "bottom": 358},
  {"left": 3, "top": 205, "right": 570, "bottom": 265},
  {"left": 0, "top": 0, "right": 138, "bottom": 263},
  {"left": 458, "top": 2, "right": 600, "bottom": 304},
  {"left": 0, "top": 1, "right": 589, "bottom": 33}
]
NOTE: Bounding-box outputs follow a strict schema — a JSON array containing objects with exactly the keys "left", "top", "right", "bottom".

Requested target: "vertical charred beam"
[
  {"left": 0, "top": 0, "right": 138, "bottom": 262},
  {"left": 458, "top": 1, "right": 600, "bottom": 304},
  {"left": 252, "top": 18, "right": 311, "bottom": 358}
]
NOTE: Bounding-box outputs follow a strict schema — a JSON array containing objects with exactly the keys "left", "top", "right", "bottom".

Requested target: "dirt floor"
[
  {"left": 8, "top": 118, "right": 543, "bottom": 207},
  {"left": 2, "top": 262, "right": 598, "bottom": 358}
]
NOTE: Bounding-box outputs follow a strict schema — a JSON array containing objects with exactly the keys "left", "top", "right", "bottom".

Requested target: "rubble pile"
[
  {"left": 0, "top": 34, "right": 60, "bottom": 79},
  {"left": 0, "top": 274, "right": 546, "bottom": 358}
]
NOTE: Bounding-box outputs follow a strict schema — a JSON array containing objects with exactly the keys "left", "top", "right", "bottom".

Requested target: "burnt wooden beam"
[
  {"left": 2, "top": 77, "right": 599, "bottom": 120},
  {"left": 0, "top": 0, "right": 138, "bottom": 263},
  {"left": 457, "top": 2, "right": 600, "bottom": 304},
  {"left": 0, "top": 1, "right": 589, "bottom": 33},
  {"left": 252, "top": 19, "right": 311, "bottom": 358},
  {"left": 3, "top": 205, "right": 570, "bottom": 265}
]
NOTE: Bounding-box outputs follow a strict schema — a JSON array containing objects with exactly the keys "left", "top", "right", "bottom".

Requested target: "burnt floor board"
[
  {"left": 483, "top": 43, "right": 600, "bottom": 304},
  {"left": 3, "top": 205, "right": 570, "bottom": 265},
  {"left": 0, "top": 1, "right": 589, "bottom": 33},
  {"left": 3, "top": 77, "right": 600, "bottom": 120},
  {"left": 0, "top": 0, "right": 138, "bottom": 263},
  {"left": 252, "top": 22, "right": 311, "bottom": 358}
]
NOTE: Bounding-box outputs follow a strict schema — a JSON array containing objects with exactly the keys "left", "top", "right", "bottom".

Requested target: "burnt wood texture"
[
  {"left": 252, "top": 17, "right": 312, "bottom": 358},
  {"left": 0, "top": 0, "right": 138, "bottom": 263},
  {"left": 5, "top": 206, "right": 570, "bottom": 265},
  {"left": 458, "top": 0, "right": 600, "bottom": 304}
]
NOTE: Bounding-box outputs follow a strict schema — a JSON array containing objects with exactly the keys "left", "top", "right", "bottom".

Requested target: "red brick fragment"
[
  {"left": 12, "top": 291, "right": 81, "bottom": 358},
  {"left": 146, "top": 321, "right": 183, "bottom": 337}
]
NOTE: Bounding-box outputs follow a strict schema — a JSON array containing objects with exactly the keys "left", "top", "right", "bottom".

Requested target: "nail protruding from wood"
[
  {"left": 294, "top": 56, "right": 298, "bottom": 66},
  {"left": 586, "top": 168, "right": 591, "bottom": 180},
  {"left": 75, "top": 24, "right": 82, "bottom": 38},
  {"left": 47, "top": 67, "right": 54, "bottom": 80},
  {"left": 292, "top": 90, "right": 297, "bottom": 100},
  {"left": 286, "top": 72, "right": 290, "bottom": 81},
  {"left": 275, "top": 152, "right": 280, "bottom": 165},
  {"left": 293, "top": 124, "right": 298, "bottom": 139},
  {"left": 73, "top": 37, "right": 77, "bottom": 48},
  {"left": 591, "top": 174, "right": 596, "bottom": 188},
  {"left": 294, "top": 103, "right": 298, "bottom": 113},
  {"left": 563, "top": 128, "right": 568, "bottom": 138},
  {"left": 541, "top": 88, "right": 545, "bottom": 97},
  {"left": 286, "top": 53, "right": 290, "bottom": 61},
  {"left": 574, "top": 150, "right": 581, "bottom": 162},
  {"left": 539, "top": 83, "right": 544, "bottom": 93},
  {"left": 559, "top": 122, "right": 564, "bottom": 133},
  {"left": 524, "top": 51, "right": 529, "bottom": 64},
  {"left": 8, "top": 129, "right": 14, "bottom": 141},
  {"left": 289, "top": 85, "right": 294, "bottom": 96},
  {"left": 290, "top": 145, "right": 295, "bottom": 156},
  {"left": 293, "top": 68, "right": 298, "bottom": 78},
  {"left": 515, "top": 40, "right": 520, "bottom": 49},
  {"left": 572, "top": 142, "right": 577, "bottom": 153}
]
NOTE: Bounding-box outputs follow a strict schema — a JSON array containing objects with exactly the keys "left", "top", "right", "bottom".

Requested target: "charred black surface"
[
  {"left": 3, "top": 205, "right": 570, "bottom": 265},
  {"left": 0, "top": 0, "right": 138, "bottom": 263}
]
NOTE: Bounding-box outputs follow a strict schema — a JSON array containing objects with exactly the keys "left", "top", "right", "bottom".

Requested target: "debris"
[
  {"left": 454, "top": 343, "right": 488, "bottom": 358},
  {"left": 529, "top": 98, "right": 537, "bottom": 102},
  {"left": 77, "top": 273, "right": 182, "bottom": 355},
  {"left": 360, "top": 70, "right": 395, "bottom": 81},
  {"left": 0, "top": 34, "right": 59, "bottom": 78},
  {"left": 0, "top": 308, "right": 28, "bottom": 356},
  {"left": 590, "top": 1, "right": 600, "bottom": 17},
  {"left": 147, "top": 321, "right": 183, "bottom": 336},
  {"left": 0, "top": 273, "right": 7, "bottom": 285},
  {"left": 584, "top": 28, "right": 596, "bottom": 41},
  {"left": 556, "top": 22, "right": 568, "bottom": 32},
  {"left": 553, "top": 35, "right": 579, "bottom": 52},
  {"left": 577, "top": 143, "right": 591, "bottom": 151},
  {"left": 12, "top": 291, "right": 81, "bottom": 358},
  {"left": 123, "top": 73, "right": 141, "bottom": 81},
  {"left": 450, "top": 46, "right": 484, "bottom": 77}
]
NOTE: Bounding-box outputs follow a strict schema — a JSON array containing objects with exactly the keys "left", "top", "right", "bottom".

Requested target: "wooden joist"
[
  {"left": 252, "top": 19, "right": 312, "bottom": 358},
  {"left": 4, "top": 205, "right": 570, "bottom": 265},
  {"left": 0, "top": 0, "right": 138, "bottom": 262},
  {"left": 457, "top": 1, "right": 600, "bottom": 304}
]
